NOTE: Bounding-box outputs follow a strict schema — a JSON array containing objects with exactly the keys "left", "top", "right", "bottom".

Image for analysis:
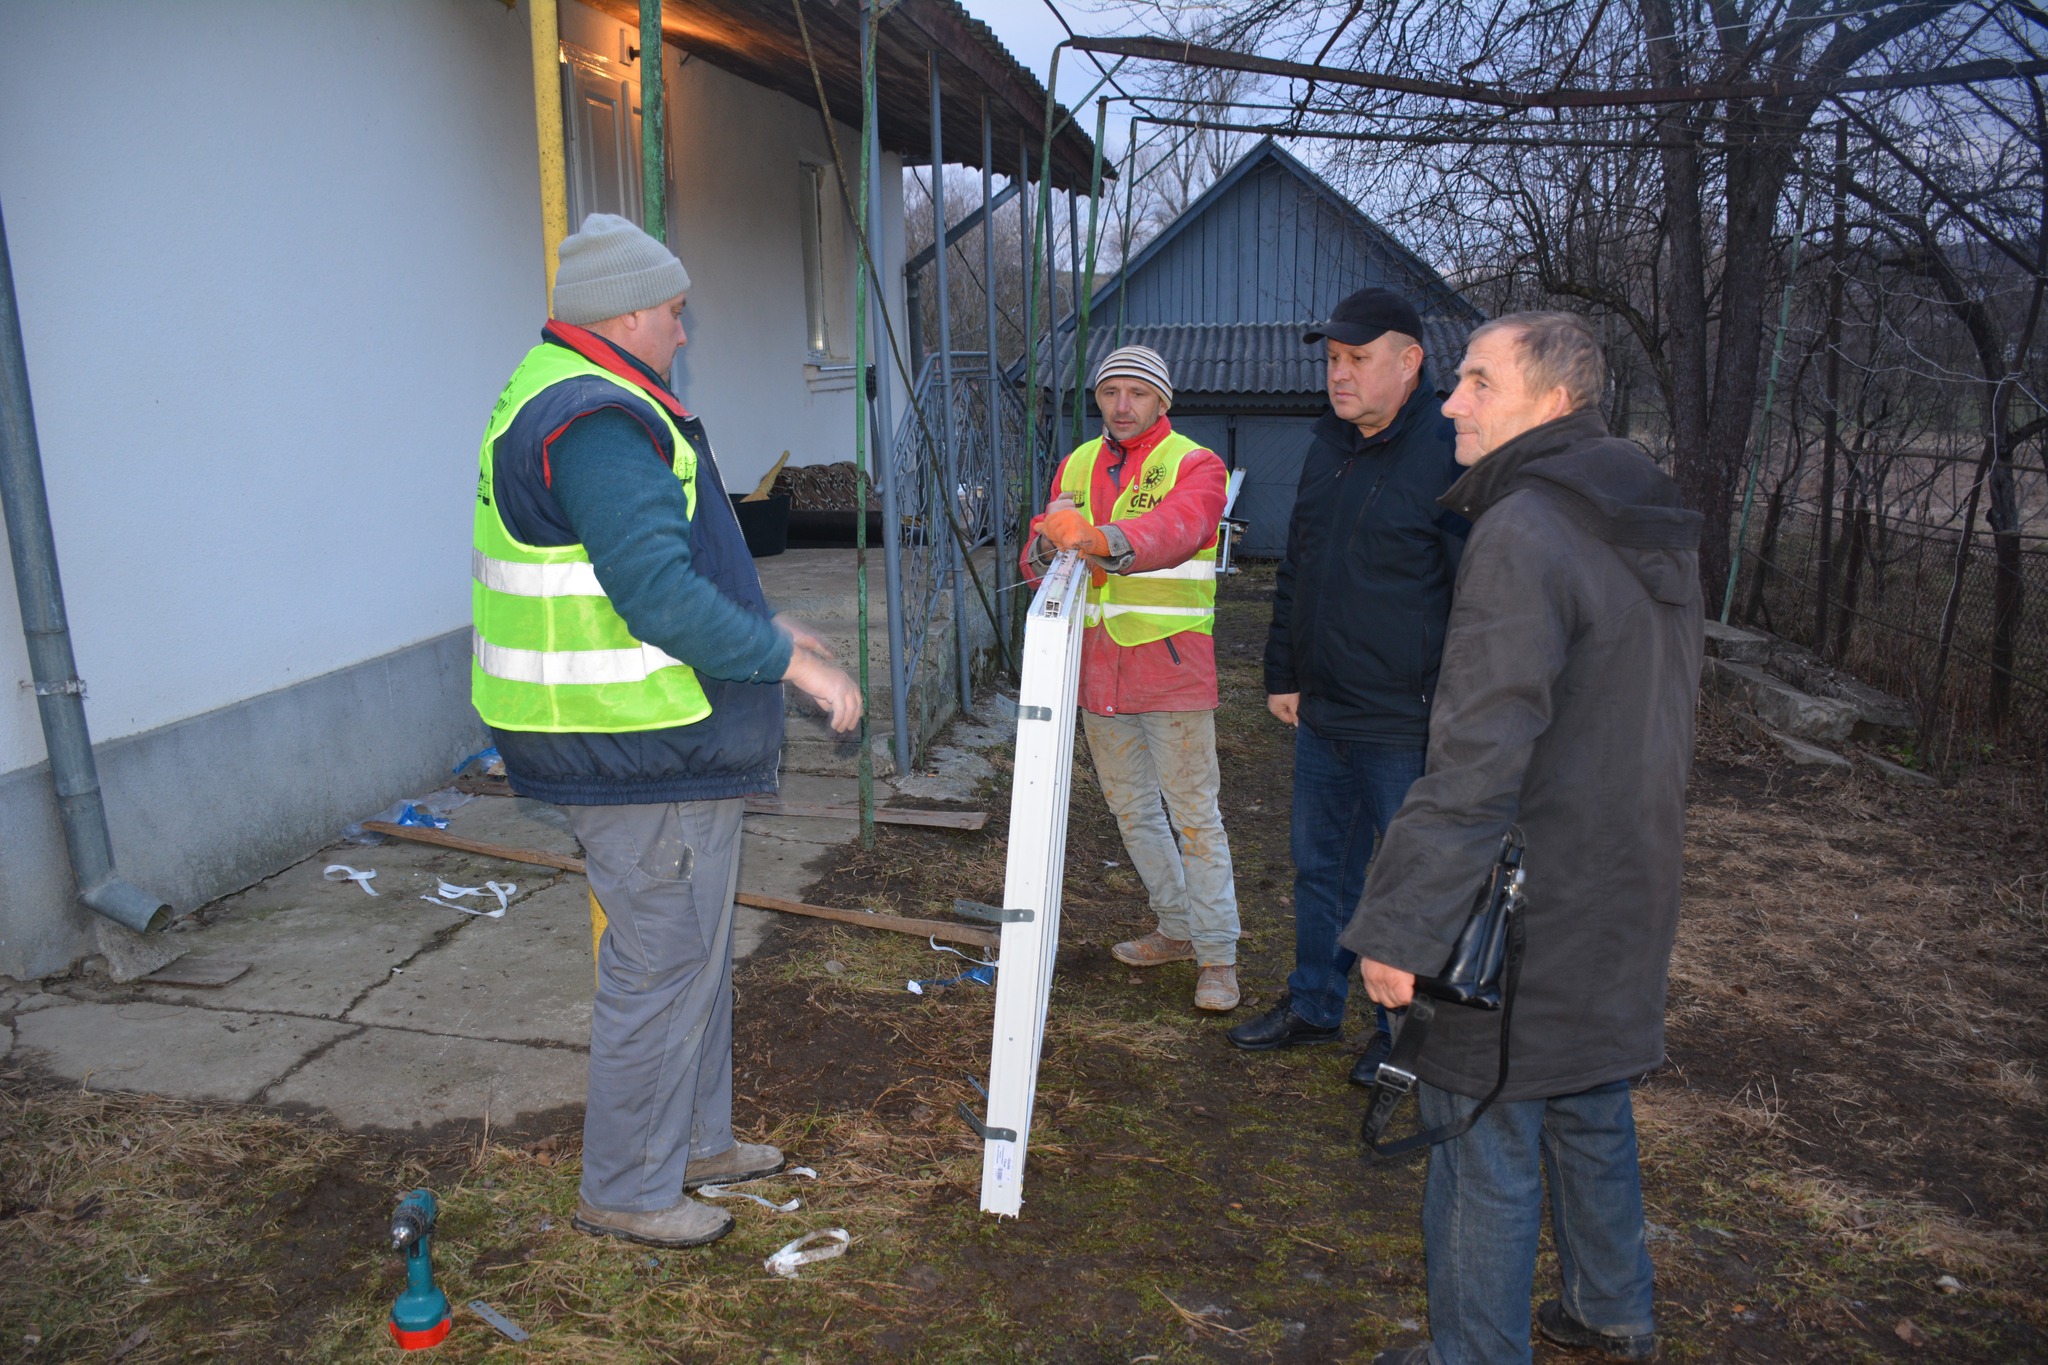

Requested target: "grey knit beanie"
[{"left": 552, "top": 213, "right": 692, "bottom": 325}]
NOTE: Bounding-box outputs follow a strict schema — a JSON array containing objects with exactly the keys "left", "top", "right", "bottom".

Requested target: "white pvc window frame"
[{"left": 969, "top": 551, "right": 1088, "bottom": 1217}]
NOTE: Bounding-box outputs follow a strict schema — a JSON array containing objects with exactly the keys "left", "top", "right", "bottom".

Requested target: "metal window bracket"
[
  {"left": 952, "top": 898, "right": 1034, "bottom": 924},
  {"left": 956, "top": 1103, "right": 1017, "bottom": 1144},
  {"left": 957, "top": 1076, "right": 1016, "bottom": 1143}
]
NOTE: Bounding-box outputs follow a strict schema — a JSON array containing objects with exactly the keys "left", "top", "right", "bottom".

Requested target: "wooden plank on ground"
[
  {"left": 359, "top": 820, "right": 998, "bottom": 950},
  {"left": 449, "top": 777, "right": 987, "bottom": 830}
]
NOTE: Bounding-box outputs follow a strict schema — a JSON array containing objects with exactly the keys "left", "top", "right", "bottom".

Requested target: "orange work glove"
[{"left": 1040, "top": 507, "right": 1111, "bottom": 559}]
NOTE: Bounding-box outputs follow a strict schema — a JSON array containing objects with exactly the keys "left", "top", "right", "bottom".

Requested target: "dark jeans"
[
  {"left": 1418, "top": 1080, "right": 1656, "bottom": 1365},
  {"left": 1286, "top": 724, "right": 1426, "bottom": 1031}
]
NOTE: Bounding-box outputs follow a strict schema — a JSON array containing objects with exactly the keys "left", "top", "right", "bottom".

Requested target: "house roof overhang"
[{"left": 587, "top": 0, "right": 1104, "bottom": 192}]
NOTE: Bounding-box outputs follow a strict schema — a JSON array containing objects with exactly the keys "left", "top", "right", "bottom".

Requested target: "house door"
[{"left": 561, "top": 42, "right": 657, "bottom": 227}]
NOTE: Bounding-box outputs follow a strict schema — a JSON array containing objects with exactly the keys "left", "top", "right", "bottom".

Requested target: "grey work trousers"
[
  {"left": 563, "top": 798, "right": 743, "bottom": 1213},
  {"left": 1081, "top": 708, "right": 1241, "bottom": 966}
]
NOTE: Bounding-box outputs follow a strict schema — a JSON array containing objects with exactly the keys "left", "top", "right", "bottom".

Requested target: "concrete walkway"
[{"left": 2, "top": 754, "right": 1002, "bottom": 1131}]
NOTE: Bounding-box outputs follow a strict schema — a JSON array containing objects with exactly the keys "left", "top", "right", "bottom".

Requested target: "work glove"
[{"left": 1040, "top": 508, "right": 1111, "bottom": 559}]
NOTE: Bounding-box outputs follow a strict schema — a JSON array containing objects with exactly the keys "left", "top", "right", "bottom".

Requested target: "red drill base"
[{"left": 389, "top": 1315, "right": 451, "bottom": 1350}]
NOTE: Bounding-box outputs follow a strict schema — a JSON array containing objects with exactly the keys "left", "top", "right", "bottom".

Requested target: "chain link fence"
[{"left": 1733, "top": 498, "right": 2048, "bottom": 754}]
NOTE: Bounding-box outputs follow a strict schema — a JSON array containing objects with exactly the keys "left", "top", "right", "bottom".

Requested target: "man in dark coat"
[
  {"left": 1349, "top": 312, "right": 1703, "bottom": 1365},
  {"left": 1231, "top": 287, "right": 1467, "bottom": 1084}
]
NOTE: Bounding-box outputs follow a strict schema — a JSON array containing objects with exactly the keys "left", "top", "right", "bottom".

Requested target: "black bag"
[{"left": 1359, "top": 829, "right": 1527, "bottom": 1160}]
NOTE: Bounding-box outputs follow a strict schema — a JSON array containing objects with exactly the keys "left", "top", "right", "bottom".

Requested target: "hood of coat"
[{"left": 1439, "top": 408, "right": 1704, "bottom": 606}]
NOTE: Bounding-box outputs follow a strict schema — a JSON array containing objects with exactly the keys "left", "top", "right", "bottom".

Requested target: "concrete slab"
[
  {"left": 265, "top": 1027, "right": 585, "bottom": 1131},
  {"left": 1768, "top": 731, "right": 1853, "bottom": 773},
  {"left": 12, "top": 1001, "right": 353, "bottom": 1102},
  {"left": 348, "top": 881, "right": 594, "bottom": 1045},
  {"left": 1859, "top": 750, "right": 1937, "bottom": 788},
  {"left": 132, "top": 891, "right": 465, "bottom": 1018}
]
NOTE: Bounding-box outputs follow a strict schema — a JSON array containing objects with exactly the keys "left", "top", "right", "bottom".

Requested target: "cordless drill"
[{"left": 387, "top": 1189, "right": 451, "bottom": 1349}]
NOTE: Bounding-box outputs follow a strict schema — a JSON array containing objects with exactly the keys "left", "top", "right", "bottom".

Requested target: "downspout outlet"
[{"left": 80, "top": 877, "right": 172, "bottom": 936}]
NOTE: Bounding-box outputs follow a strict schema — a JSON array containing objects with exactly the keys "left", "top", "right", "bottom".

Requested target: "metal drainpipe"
[{"left": 0, "top": 200, "right": 169, "bottom": 934}]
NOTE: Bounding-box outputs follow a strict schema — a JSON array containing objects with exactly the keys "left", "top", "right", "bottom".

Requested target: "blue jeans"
[
  {"left": 1418, "top": 1080, "right": 1656, "bottom": 1365},
  {"left": 1286, "top": 725, "right": 1425, "bottom": 1031}
]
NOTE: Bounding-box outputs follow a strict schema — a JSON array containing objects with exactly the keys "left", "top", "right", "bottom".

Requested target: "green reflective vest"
[
  {"left": 1056, "top": 429, "right": 1217, "bottom": 646},
  {"left": 470, "top": 345, "right": 713, "bottom": 734}
]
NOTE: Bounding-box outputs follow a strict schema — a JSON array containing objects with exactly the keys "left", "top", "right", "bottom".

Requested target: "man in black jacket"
[
  {"left": 1351, "top": 312, "right": 1702, "bottom": 1365},
  {"left": 1230, "top": 288, "right": 1467, "bottom": 1085}
]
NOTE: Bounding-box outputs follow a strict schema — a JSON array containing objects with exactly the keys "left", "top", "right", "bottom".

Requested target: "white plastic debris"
[
  {"left": 763, "top": 1228, "right": 849, "bottom": 1278},
  {"left": 420, "top": 880, "right": 516, "bottom": 917},
  {"left": 699, "top": 1184, "right": 801, "bottom": 1212},
  {"left": 1936, "top": 1274, "right": 1963, "bottom": 1294},
  {"left": 323, "top": 865, "right": 379, "bottom": 896}
]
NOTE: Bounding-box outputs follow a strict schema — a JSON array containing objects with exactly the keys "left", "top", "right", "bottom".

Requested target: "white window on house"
[{"left": 799, "top": 162, "right": 851, "bottom": 364}]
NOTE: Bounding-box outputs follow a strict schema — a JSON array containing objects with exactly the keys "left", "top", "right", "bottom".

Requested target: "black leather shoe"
[
  {"left": 1226, "top": 994, "right": 1343, "bottom": 1051},
  {"left": 1372, "top": 1348, "right": 1435, "bottom": 1364},
  {"left": 1537, "top": 1300, "right": 1658, "bottom": 1361},
  {"left": 1349, "top": 1030, "right": 1394, "bottom": 1087}
]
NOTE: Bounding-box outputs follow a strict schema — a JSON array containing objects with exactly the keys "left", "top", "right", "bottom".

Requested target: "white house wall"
[
  {"left": 661, "top": 31, "right": 909, "bottom": 494},
  {"left": 0, "top": 0, "right": 541, "bottom": 974}
]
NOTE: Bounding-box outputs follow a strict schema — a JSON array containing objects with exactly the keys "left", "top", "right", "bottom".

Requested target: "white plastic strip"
[
  {"left": 323, "top": 865, "right": 378, "bottom": 896},
  {"left": 976, "top": 551, "right": 1088, "bottom": 1217},
  {"left": 763, "top": 1229, "right": 849, "bottom": 1278},
  {"left": 471, "top": 549, "right": 605, "bottom": 598},
  {"left": 473, "top": 632, "right": 687, "bottom": 686}
]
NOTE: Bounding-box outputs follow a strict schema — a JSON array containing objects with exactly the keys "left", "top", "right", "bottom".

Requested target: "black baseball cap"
[{"left": 1303, "top": 287, "right": 1425, "bottom": 348}]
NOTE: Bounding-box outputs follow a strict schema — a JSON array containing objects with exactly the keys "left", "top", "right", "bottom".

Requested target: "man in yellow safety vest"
[
  {"left": 472, "top": 213, "right": 859, "bottom": 1251},
  {"left": 1021, "top": 345, "right": 1241, "bottom": 1012}
]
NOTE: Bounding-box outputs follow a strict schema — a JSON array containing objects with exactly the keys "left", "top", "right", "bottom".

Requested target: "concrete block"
[
  {"left": 1859, "top": 751, "right": 1937, "bottom": 788},
  {"left": 348, "top": 881, "right": 594, "bottom": 1045},
  {"left": 265, "top": 1028, "right": 585, "bottom": 1131},
  {"left": 1705, "top": 659, "right": 1858, "bottom": 744},
  {"left": 1768, "top": 732, "right": 1852, "bottom": 773},
  {"left": 0, "top": 1022, "right": 12, "bottom": 1058},
  {"left": 13, "top": 1002, "right": 353, "bottom": 1102},
  {"left": 1702, "top": 619, "right": 1773, "bottom": 665}
]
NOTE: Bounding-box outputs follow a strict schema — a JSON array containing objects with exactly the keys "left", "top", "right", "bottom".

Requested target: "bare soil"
[{"left": 1, "top": 565, "right": 2041, "bottom": 1362}]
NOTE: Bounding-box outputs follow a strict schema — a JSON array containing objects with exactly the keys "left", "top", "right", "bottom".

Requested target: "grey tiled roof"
[{"left": 1040, "top": 317, "right": 1477, "bottom": 397}]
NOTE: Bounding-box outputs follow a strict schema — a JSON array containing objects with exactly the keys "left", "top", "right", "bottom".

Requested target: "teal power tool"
[{"left": 387, "top": 1189, "right": 451, "bottom": 1350}]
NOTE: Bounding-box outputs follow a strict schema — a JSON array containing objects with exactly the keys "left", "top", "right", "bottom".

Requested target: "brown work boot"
[
  {"left": 682, "top": 1141, "right": 784, "bottom": 1190},
  {"left": 1194, "top": 965, "right": 1240, "bottom": 1012},
  {"left": 573, "top": 1196, "right": 733, "bottom": 1248},
  {"left": 1112, "top": 931, "right": 1195, "bottom": 967}
]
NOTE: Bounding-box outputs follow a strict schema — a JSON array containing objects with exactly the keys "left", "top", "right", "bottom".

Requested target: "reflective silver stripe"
[
  {"left": 1098, "top": 602, "right": 1212, "bottom": 618},
  {"left": 1124, "top": 560, "right": 1216, "bottom": 583},
  {"left": 472, "top": 631, "right": 686, "bottom": 685},
  {"left": 472, "top": 549, "right": 605, "bottom": 598}
]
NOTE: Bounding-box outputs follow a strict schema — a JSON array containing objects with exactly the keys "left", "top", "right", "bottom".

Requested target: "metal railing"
[{"left": 884, "top": 351, "right": 1036, "bottom": 765}]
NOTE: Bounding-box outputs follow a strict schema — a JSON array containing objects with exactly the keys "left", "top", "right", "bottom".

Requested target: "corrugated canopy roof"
[
  {"left": 1040, "top": 318, "right": 1478, "bottom": 399},
  {"left": 586, "top": 0, "right": 1103, "bottom": 191}
]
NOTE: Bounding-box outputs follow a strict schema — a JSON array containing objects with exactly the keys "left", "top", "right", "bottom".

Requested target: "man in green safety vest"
[
  {"left": 1020, "top": 345, "right": 1242, "bottom": 1012},
  {"left": 472, "top": 213, "right": 860, "bottom": 1251}
]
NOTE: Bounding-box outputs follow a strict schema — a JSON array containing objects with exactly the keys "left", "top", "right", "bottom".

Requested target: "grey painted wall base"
[{"left": 0, "top": 628, "right": 483, "bottom": 980}]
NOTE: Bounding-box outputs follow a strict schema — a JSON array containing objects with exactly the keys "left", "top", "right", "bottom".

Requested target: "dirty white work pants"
[
  {"left": 1081, "top": 708, "right": 1240, "bottom": 966},
  {"left": 562, "top": 798, "right": 743, "bottom": 1214}
]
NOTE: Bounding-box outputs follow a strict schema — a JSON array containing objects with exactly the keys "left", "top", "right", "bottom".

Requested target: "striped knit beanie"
[
  {"left": 1091, "top": 345, "right": 1173, "bottom": 407},
  {"left": 552, "top": 213, "right": 692, "bottom": 325}
]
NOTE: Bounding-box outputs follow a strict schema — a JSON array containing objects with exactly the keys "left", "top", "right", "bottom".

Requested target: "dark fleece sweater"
[{"left": 1338, "top": 408, "right": 1705, "bottom": 1101}]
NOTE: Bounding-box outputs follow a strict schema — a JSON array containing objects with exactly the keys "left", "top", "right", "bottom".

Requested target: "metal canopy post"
[
  {"left": 862, "top": 0, "right": 912, "bottom": 777},
  {"left": 982, "top": 98, "right": 1009, "bottom": 626},
  {"left": 1069, "top": 99, "right": 1107, "bottom": 448},
  {"left": 638, "top": 0, "right": 665, "bottom": 242},
  {"left": 1066, "top": 190, "right": 1082, "bottom": 447},
  {"left": 1018, "top": 130, "right": 1043, "bottom": 600},
  {"left": 849, "top": 1, "right": 876, "bottom": 844},
  {"left": 929, "top": 53, "right": 971, "bottom": 712}
]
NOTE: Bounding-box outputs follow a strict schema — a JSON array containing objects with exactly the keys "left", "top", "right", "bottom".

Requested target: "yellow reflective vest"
[
  {"left": 470, "top": 345, "right": 713, "bottom": 734},
  {"left": 1056, "top": 429, "right": 1217, "bottom": 646}
]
